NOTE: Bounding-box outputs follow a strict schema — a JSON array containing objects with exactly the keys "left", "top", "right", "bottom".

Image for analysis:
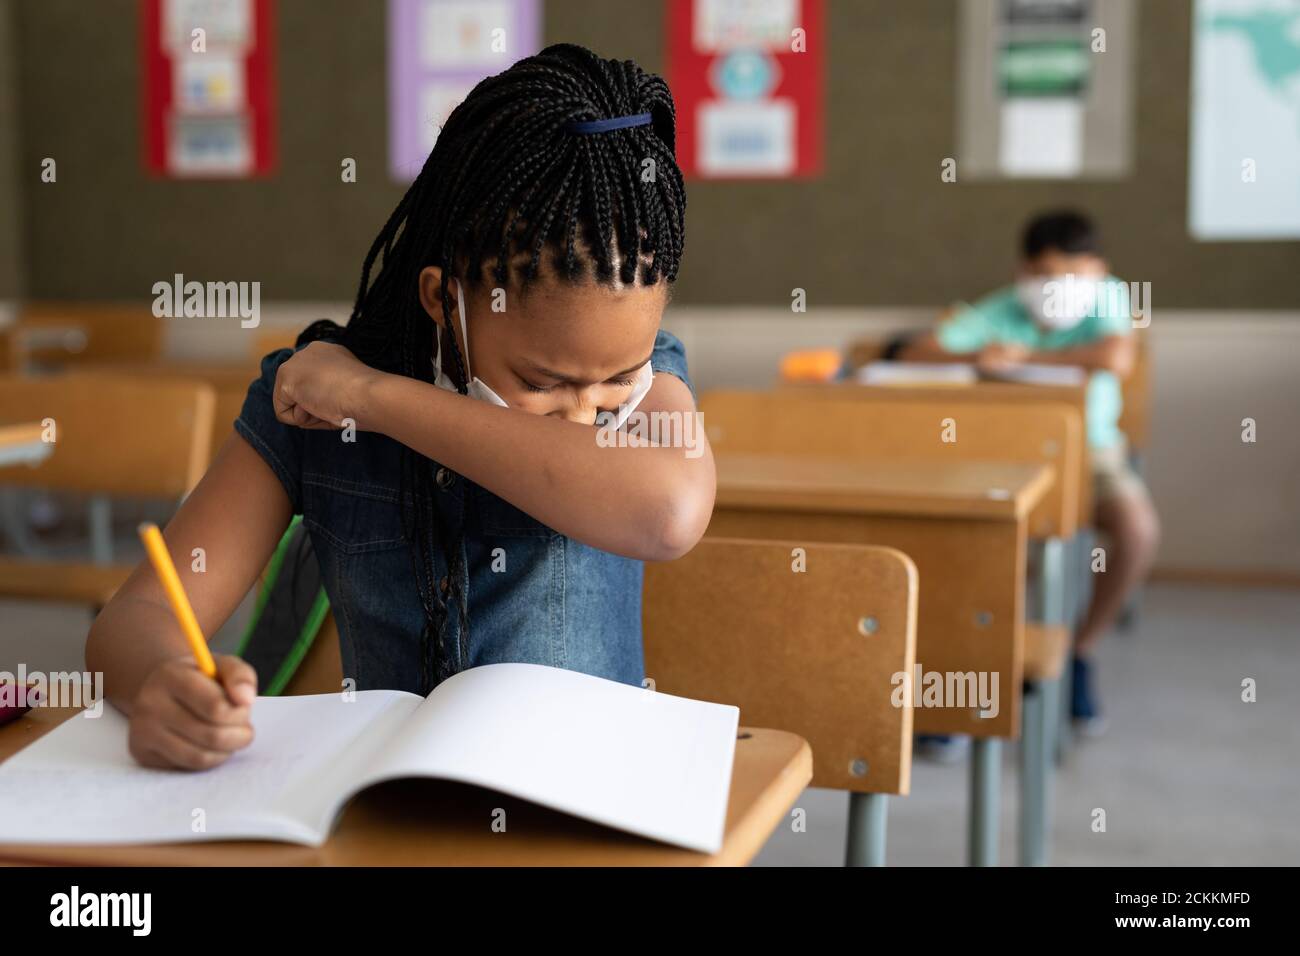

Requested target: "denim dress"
[{"left": 234, "top": 330, "right": 694, "bottom": 695}]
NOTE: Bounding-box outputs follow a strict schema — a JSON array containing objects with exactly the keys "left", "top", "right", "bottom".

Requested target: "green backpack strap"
[{"left": 236, "top": 515, "right": 332, "bottom": 696}]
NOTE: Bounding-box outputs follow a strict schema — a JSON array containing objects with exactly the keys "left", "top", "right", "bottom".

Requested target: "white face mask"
[
  {"left": 432, "top": 281, "right": 509, "bottom": 405},
  {"left": 434, "top": 281, "right": 654, "bottom": 428},
  {"left": 1017, "top": 274, "right": 1099, "bottom": 331}
]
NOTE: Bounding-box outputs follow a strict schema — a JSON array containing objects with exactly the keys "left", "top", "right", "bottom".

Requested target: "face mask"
[
  {"left": 434, "top": 281, "right": 654, "bottom": 427},
  {"left": 605, "top": 359, "right": 655, "bottom": 430},
  {"left": 432, "top": 281, "right": 509, "bottom": 405},
  {"left": 1017, "top": 274, "right": 1099, "bottom": 331}
]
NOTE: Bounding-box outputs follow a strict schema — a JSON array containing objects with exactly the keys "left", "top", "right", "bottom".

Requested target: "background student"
[{"left": 902, "top": 210, "right": 1161, "bottom": 733}]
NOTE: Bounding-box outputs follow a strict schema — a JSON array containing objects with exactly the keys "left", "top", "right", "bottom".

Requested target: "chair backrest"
[
  {"left": 0, "top": 373, "right": 215, "bottom": 497},
  {"left": 18, "top": 303, "right": 165, "bottom": 366},
  {"left": 784, "top": 380, "right": 1093, "bottom": 523},
  {"left": 1119, "top": 329, "right": 1151, "bottom": 451},
  {"left": 644, "top": 536, "right": 917, "bottom": 796},
  {"left": 702, "top": 389, "right": 1083, "bottom": 538}
]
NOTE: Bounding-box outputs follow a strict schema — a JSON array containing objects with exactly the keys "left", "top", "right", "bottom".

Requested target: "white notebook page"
[
  {"left": 356, "top": 664, "right": 739, "bottom": 854},
  {"left": 0, "top": 690, "right": 419, "bottom": 845}
]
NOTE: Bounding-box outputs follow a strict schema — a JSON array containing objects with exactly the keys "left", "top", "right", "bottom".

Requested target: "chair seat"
[
  {"left": 0, "top": 557, "right": 132, "bottom": 606},
  {"left": 1023, "top": 622, "right": 1069, "bottom": 682}
]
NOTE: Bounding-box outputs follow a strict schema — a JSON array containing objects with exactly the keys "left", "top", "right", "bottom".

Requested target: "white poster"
[{"left": 1189, "top": 0, "right": 1300, "bottom": 239}]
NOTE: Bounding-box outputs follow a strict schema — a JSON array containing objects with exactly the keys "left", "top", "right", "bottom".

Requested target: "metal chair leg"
[
  {"left": 968, "top": 737, "right": 1001, "bottom": 866},
  {"left": 845, "top": 792, "right": 888, "bottom": 866}
]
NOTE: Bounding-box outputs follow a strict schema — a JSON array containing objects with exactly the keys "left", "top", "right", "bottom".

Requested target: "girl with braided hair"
[{"left": 86, "top": 44, "right": 714, "bottom": 771}]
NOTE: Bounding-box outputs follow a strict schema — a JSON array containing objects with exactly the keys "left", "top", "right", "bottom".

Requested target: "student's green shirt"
[{"left": 935, "top": 278, "right": 1131, "bottom": 450}]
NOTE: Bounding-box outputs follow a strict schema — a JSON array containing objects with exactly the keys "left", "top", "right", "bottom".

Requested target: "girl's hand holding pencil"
[
  {"left": 127, "top": 654, "right": 257, "bottom": 771},
  {"left": 129, "top": 523, "right": 259, "bottom": 771}
]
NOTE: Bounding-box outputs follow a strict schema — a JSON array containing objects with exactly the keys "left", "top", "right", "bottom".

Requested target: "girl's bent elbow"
[{"left": 647, "top": 492, "right": 711, "bottom": 562}]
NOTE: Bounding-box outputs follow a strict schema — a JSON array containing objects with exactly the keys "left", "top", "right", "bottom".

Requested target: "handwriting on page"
[{"left": 0, "top": 747, "right": 315, "bottom": 840}]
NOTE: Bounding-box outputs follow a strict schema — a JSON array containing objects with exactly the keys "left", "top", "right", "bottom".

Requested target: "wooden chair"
[
  {"left": 1118, "top": 328, "right": 1151, "bottom": 453},
  {"left": 63, "top": 362, "right": 260, "bottom": 468},
  {"left": 644, "top": 536, "right": 917, "bottom": 866},
  {"left": 0, "top": 374, "right": 215, "bottom": 606}
]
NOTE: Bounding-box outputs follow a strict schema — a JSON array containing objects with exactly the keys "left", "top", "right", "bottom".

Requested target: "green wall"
[{"left": 6, "top": 0, "right": 1299, "bottom": 307}]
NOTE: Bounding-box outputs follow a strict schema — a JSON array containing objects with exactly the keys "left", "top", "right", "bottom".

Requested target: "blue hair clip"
[{"left": 566, "top": 112, "right": 653, "bottom": 135}]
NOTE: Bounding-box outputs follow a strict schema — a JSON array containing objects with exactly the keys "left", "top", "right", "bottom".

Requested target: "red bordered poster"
[
  {"left": 142, "top": 0, "right": 276, "bottom": 178},
  {"left": 667, "top": 0, "right": 823, "bottom": 180}
]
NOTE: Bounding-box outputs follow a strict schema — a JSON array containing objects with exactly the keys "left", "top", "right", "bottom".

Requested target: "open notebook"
[{"left": 0, "top": 663, "right": 739, "bottom": 854}]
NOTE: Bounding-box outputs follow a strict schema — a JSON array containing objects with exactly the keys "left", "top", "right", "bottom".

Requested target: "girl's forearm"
[
  {"left": 86, "top": 595, "right": 194, "bottom": 713},
  {"left": 364, "top": 374, "right": 714, "bottom": 560}
]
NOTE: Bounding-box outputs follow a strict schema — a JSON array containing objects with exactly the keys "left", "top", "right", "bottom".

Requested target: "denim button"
[
  {"left": 439, "top": 576, "right": 450, "bottom": 595},
  {"left": 435, "top": 467, "right": 455, "bottom": 490}
]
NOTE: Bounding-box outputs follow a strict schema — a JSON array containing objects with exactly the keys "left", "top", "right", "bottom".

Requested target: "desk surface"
[
  {"left": 0, "top": 422, "right": 52, "bottom": 469},
  {"left": 715, "top": 452, "right": 1054, "bottom": 521},
  {"left": 0, "top": 707, "right": 810, "bottom": 867},
  {"left": 71, "top": 359, "right": 260, "bottom": 391}
]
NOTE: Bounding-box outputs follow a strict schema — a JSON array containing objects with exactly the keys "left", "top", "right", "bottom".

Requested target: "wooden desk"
[
  {"left": 0, "top": 707, "right": 810, "bottom": 867},
  {"left": 711, "top": 453, "right": 1053, "bottom": 739},
  {"left": 0, "top": 422, "right": 51, "bottom": 469},
  {"left": 711, "top": 452, "right": 1053, "bottom": 866},
  {"left": 72, "top": 359, "right": 260, "bottom": 392},
  {"left": 18, "top": 303, "right": 162, "bottom": 366},
  {"left": 717, "top": 455, "right": 1053, "bottom": 523}
]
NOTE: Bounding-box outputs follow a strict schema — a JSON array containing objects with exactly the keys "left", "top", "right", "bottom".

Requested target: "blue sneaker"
[{"left": 1071, "top": 656, "right": 1108, "bottom": 737}]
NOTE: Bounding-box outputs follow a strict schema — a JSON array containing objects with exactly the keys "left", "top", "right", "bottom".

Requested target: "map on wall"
[{"left": 1189, "top": 0, "right": 1300, "bottom": 239}]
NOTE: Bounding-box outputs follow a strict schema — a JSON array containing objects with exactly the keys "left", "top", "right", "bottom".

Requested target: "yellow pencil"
[{"left": 137, "top": 522, "right": 217, "bottom": 679}]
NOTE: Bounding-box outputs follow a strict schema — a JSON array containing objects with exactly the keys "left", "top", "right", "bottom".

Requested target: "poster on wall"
[
  {"left": 667, "top": 0, "right": 823, "bottom": 180},
  {"left": 142, "top": 0, "right": 276, "bottom": 178},
  {"left": 956, "top": 0, "right": 1134, "bottom": 180},
  {"left": 1188, "top": 0, "right": 1300, "bottom": 240},
  {"left": 388, "top": 0, "right": 542, "bottom": 181}
]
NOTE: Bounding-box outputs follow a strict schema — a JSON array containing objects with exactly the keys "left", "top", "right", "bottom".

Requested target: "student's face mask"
[
  {"left": 1017, "top": 274, "right": 1099, "bottom": 331},
  {"left": 432, "top": 281, "right": 509, "bottom": 405},
  {"left": 434, "top": 281, "right": 654, "bottom": 428}
]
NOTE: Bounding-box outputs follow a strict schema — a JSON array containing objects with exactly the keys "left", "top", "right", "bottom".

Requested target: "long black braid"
[{"left": 296, "top": 44, "right": 687, "bottom": 695}]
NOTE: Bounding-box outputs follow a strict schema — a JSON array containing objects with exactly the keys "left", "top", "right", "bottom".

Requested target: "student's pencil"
[{"left": 137, "top": 522, "right": 217, "bottom": 678}]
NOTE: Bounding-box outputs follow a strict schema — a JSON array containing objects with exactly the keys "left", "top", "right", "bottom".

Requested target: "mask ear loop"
[
  {"left": 454, "top": 280, "right": 473, "bottom": 381},
  {"left": 430, "top": 279, "right": 471, "bottom": 394}
]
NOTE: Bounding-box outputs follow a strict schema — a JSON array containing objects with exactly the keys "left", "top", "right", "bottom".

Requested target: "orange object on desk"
[{"left": 779, "top": 349, "right": 842, "bottom": 383}]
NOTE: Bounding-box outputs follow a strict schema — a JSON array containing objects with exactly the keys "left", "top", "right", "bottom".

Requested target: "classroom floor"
[
  {"left": 752, "top": 583, "right": 1300, "bottom": 866},
  {"left": 4, "top": 570, "right": 1297, "bottom": 866}
]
